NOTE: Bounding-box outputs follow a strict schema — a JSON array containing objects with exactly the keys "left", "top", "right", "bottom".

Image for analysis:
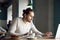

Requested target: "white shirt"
[{"left": 9, "top": 17, "right": 44, "bottom": 36}]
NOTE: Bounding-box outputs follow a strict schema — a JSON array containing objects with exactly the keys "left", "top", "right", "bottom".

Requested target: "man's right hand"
[
  {"left": 44, "top": 32, "right": 52, "bottom": 37},
  {"left": 11, "top": 34, "right": 19, "bottom": 38}
]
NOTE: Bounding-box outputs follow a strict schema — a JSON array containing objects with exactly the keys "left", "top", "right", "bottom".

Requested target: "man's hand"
[
  {"left": 44, "top": 32, "right": 52, "bottom": 37},
  {"left": 11, "top": 34, "right": 19, "bottom": 38}
]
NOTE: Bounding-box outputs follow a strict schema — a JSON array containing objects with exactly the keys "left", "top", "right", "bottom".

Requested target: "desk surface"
[{"left": 2, "top": 38, "right": 60, "bottom": 40}]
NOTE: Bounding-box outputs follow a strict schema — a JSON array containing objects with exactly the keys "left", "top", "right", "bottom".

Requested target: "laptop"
[{"left": 55, "top": 24, "right": 60, "bottom": 39}]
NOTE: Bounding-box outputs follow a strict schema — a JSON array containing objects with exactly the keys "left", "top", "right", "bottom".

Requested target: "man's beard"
[{"left": 27, "top": 20, "right": 31, "bottom": 23}]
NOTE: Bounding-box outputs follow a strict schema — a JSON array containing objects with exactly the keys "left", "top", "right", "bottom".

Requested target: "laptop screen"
[{"left": 55, "top": 24, "right": 60, "bottom": 39}]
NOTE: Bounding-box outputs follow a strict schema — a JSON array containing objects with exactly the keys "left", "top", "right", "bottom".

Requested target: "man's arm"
[
  {"left": 31, "top": 22, "right": 52, "bottom": 36},
  {"left": 8, "top": 18, "right": 20, "bottom": 37},
  {"left": 31, "top": 22, "right": 44, "bottom": 35}
]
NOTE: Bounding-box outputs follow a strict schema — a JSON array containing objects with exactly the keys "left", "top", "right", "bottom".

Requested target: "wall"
[
  {"left": 33, "top": 0, "right": 54, "bottom": 33},
  {"left": 54, "top": 0, "right": 60, "bottom": 37},
  {"left": 0, "top": 7, "right": 7, "bottom": 27}
]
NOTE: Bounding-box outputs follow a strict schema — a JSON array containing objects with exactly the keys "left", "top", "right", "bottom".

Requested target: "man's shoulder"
[
  {"left": 16, "top": 17, "right": 22, "bottom": 20},
  {"left": 17, "top": 17, "right": 22, "bottom": 19},
  {"left": 13, "top": 17, "right": 22, "bottom": 21}
]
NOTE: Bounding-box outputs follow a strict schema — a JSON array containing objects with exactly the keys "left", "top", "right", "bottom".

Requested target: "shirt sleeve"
[
  {"left": 31, "top": 21, "right": 44, "bottom": 35},
  {"left": 8, "top": 18, "right": 20, "bottom": 35}
]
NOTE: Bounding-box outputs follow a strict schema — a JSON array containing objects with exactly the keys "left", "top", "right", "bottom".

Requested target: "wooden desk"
[{"left": 1, "top": 37, "right": 59, "bottom": 40}]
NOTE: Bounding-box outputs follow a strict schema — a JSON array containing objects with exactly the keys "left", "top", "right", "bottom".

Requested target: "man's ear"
[{"left": 24, "top": 13, "right": 26, "bottom": 18}]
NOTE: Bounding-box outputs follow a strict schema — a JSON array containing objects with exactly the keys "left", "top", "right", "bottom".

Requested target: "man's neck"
[{"left": 22, "top": 18, "right": 27, "bottom": 23}]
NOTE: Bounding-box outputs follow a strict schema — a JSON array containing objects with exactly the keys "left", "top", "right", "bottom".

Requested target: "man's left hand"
[{"left": 44, "top": 32, "right": 52, "bottom": 37}]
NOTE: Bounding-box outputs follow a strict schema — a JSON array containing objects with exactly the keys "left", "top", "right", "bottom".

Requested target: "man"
[{"left": 9, "top": 8, "right": 52, "bottom": 38}]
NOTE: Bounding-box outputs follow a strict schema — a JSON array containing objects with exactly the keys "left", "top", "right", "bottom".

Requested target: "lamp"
[{"left": 27, "top": 0, "right": 33, "bottom": 6}]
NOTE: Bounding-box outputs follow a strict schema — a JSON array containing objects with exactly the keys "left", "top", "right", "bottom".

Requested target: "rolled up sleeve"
[{"left": 31, "top": 22, "right": 44, "bottom": 35}]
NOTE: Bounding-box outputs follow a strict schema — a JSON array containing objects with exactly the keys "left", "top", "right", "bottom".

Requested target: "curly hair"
[{"left": 23, "top": 8, "right": 33, "bottom": 16}]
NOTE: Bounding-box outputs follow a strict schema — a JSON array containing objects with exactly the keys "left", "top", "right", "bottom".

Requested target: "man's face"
[{"left": 26, "top": 11, "right": 34, "bottom": 22}]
